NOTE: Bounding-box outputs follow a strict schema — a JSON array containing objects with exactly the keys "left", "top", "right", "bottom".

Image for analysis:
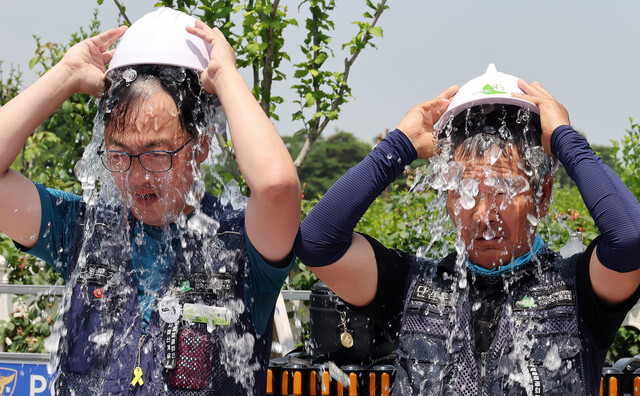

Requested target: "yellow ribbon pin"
[{"left": 131, "top": 367, "right": 144, "bottom": 387}]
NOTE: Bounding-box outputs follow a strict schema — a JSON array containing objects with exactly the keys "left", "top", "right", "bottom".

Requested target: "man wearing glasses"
[{"left": 0, "top": 8, "right": 299, "bottom": 395}]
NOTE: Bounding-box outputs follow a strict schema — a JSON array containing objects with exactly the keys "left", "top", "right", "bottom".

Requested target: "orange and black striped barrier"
[
  {"left": 267, "top": 361, "right": 395, "bottom": 396},
  {"left": 600, "top": 367, "right": 622, "bottom": 396}
]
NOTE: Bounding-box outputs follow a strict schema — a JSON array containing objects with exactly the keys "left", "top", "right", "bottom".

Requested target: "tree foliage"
[
  {"left": 612, "top": 118, "right": 640, "bottom": 200},
  {"left": 0, "top": 13, "right": 103, "bottom": 353},
  {"left": 285, "top": 130, "right": 372, "bottom": 198},
  {"left": 150, "top": 0, "right": 388, "bottom": 169}
]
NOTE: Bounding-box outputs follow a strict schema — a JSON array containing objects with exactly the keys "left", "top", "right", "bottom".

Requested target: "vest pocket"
[
  {"left": 166, "top": 326, "right": 215, "bottom": 390},
  {"left": 396, "top": 305, "right": 464, "bottom": 393},
  {"left": 528, "top": 335, "right": 582, "bottom": 394},
  {"left": 64, "top": 284, "right": 114, "bottom": 374}
]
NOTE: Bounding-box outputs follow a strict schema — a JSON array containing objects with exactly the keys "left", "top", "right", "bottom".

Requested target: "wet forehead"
[
  {"left": 105, "top": 91, "right": 186, "bottom": 151},
  {"left": 455, "top": 145, "right": 527, "bottom": 179}
]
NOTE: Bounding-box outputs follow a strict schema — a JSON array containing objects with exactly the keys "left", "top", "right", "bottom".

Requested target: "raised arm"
[
  {"left": 294, "top": 86, "right": 458, "bottom": 307},
  {"left": 0, "top": 26, "right": 127, "bottom": 248},
  {"left": 515, "top": 80, "right": 640, "bottom": 305},
  {"left": 187, "top": 21, "right": 300, "bottom": 263}
]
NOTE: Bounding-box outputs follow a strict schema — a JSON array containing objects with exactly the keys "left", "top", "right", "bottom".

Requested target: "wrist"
[
  {"left": 381, "top": 129, "right": 418, "bottom": 165},
  {"left": 549, "top": 125, "right": 575, "bottom": 158},
  {"left": 207, "top": 66, "right": 242, "bottom": 94},
  {"left": 37, "top": 62, "right": 79, "bottom": 101}
]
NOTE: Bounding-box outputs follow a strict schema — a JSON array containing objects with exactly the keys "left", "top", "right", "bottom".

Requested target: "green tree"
[
  {"left": 612, "top": 118, "right": 640, "bottom": 200},
  {"left": 0, "top": 13, "right": 104, "bottom": 353},
  {"left": 285, "top": 130, "right": 372, "bottom": 198},
  {"left": 124, "top": 0, "right": 388, "bottom": 169},
  {"left": 554, "top": 143, "right": 615, "bottom": 188}
]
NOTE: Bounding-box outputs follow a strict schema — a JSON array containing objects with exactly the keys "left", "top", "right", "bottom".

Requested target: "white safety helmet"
[
  {"left": 436, "top": 64, "right": 538, "bottom": 131},
  {"left": 108, "top": 7, "right": 211, "bottom": 72}
]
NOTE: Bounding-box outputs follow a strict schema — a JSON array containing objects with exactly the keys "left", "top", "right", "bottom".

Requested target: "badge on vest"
[
  {"left": 174, "top": 273, "right": 233, "bottom": 296},
  {"left": 513, "top": 285, "right": 575, "bottom": 311},
  {"left": 410, "top": 281, "right": 454, "bottom": 306},
  {"left": 182, "top": 303, "right": 232, "bottom": 326},
  {"left": 158, "top": 297, "right": 182, "bottom": 324},
  {"left": 79, "top": 263, "right": 117, "bottom": 285}
]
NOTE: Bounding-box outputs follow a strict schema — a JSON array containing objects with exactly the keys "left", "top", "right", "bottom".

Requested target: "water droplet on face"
[
  {"left": 488, "top": 145, "right": 502, "bottom": 165},
  {"left": 459, "top": 194, "right": 476, "bottom": 210},
  {"left": 527, "top": 213, "right": 539, "bottom": 226},
  {"left": 483, "top": 228, "right": 496, "bottom": 240}
]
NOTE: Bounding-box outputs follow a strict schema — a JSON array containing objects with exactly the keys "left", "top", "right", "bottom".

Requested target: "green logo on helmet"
[{"left": 481, "top": 83, "right": 506, "bottom": 95}]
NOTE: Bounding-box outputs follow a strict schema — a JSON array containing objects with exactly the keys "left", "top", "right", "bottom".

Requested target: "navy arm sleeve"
[
  {"left": 295, "top": 129, "right": 417, "bottom": 267},
  {"left": 551, "top": 125, "right": 640, "bottom": 272}
]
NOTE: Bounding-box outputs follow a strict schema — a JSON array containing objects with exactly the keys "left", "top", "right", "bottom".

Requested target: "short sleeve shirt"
[{"left": 20, "top": 182, "right": 293, "bottom": 335}]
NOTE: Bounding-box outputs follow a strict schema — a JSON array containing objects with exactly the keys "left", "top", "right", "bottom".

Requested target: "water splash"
[{"left": 46, "top": 66, "right": 265, "bottom": 393}]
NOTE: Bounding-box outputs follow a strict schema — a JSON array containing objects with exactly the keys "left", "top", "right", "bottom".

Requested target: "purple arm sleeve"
[
  {"left": 551, "top": 125, "right": 640, "bottom": 272},
  {"left": 295, "top": 129, "right": 417, "bottom": 267}
]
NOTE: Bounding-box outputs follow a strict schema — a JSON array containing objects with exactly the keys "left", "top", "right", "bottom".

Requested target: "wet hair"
[
  {"left": 447, "top": 104, "right": 553, "bottom": 193},
  {"left": 99, "top": 64, "right": 220, "bottom": 138}
]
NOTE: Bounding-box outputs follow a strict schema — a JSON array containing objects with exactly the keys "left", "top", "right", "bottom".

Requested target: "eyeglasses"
[{"left": 97, "top": 137, "right": 194, "bottom": 173}]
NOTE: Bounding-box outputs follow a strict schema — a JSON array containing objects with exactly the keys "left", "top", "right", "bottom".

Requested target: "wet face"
[
  {"left": 446, "top": 146, "right": 550, "bottom": 268},
  {"left": 104, "top": 87, "right": 206, "bottom": 226}
]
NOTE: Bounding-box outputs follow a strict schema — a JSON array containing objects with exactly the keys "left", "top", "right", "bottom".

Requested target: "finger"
[
  {"left": 531, "top": 81, "right": 555, "bottom": 100},
  {"left": 102, "top": 49, "right": 116, "bottom": 65},
  {"left": 436, "top": 85, "right": 459, "bottom": 101},
  {"left": 511, "top": 91, "right": 541, "bottom": 105},
  {"left": 187, "top": 20, "right": 221, "bottom": 43},
  {"left": 92, "top": 26, "right": 128, "bottom": 52},
  {"left": 517, "top": 79, "right": 540, "bottom": 96},
  {"left": 416, "top": 85, "right": 458, "bottom": 112},
  {"left": 514, "top": 79, "right": 548, "bottom": 104}
]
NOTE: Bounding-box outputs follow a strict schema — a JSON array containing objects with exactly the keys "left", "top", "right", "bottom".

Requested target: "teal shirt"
[{"left": 23, "top": 183, "right": 293, "bottom": 335}]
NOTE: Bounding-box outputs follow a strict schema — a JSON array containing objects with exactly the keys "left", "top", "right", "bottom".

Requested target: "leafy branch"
[{"left": 292, "top": 0, "right": 388, "bottom": 167}]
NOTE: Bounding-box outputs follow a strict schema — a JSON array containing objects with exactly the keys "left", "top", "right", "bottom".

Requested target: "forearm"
[
  {"left": 213, "top": 69, "right": 300, "bottom": 261},
  {"left": 296, "top": 129, "right": 417, "bottom": 267},
  {"left": 552, "top": 125, "right": 640, "bottom": 272},
  {"left": 0, "top": 63, "right": 76, "bottom": 173},
  {"left": 212, "top": 69, "right": 298, "bottom": 194}
]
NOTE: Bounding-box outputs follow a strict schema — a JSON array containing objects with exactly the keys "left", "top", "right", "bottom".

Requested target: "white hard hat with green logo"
[
  {"left": 436, "top": 64, "right": 539, "bottom": 132},
  {"left": 108, "top": 7, "right": 211, "bottom": 73}
]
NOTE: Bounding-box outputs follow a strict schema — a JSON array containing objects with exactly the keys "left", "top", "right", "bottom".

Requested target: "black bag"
[{"left": 309, "top": 281, "right": 395, "bottom": 366}]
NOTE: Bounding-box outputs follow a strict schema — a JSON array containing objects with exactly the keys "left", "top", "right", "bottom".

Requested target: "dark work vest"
[
  {"left": 53, "top": 194, "right": 272, "bottom": 395},
  {"left": 393, "top": 248, "right": 601, "bottom": 396}
]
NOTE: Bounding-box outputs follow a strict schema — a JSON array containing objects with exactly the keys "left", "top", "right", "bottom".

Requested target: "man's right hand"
[
  {"left": 60, "top": 26, "right": 127, "bottom": 97},
  {"left": 396, "top": 85, "right": 458, "bottom": 159}
]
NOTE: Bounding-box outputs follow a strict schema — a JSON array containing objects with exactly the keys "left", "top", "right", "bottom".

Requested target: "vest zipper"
[
  {"left": 131, "top": 334, "right": 146, "bottom": 387},
  {"left": 480, "top": 352, "right": 487, "bottom": 383}
]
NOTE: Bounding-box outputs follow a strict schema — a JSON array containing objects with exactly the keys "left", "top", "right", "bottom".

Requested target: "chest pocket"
[
  {"left": 64, "top": 263, "right": 127, "bottom": 374},
  {"left": 499, "top": 285, "right": 584, "bottom": 395},
  {"left": 163, "top": 271, "right": 238, "bottom": 392},
  {"left": 396, "top": 280, "right": 467, "bottom": 394}
]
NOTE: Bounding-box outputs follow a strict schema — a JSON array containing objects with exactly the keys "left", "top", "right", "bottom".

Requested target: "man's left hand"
[{"left": 513, "top": 79, "right": 570, "bottom": 156}]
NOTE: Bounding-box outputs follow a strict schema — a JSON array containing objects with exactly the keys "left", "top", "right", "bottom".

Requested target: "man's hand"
[
  {"left": 60, "top": 26, "right": 128, "bottom": 97},
  {"left": 397, "top": 85, "right": 458, "bottom": 159},
  {"left": 513, "top": 79, "right": 570, "bottom": 156},
  {"left": 186, "top": 21, "right": 237, "bottom": 95}
]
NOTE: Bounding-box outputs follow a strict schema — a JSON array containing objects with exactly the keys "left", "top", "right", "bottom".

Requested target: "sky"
[{"left": 1, "top": 1, "right": 639, "bottom": 147}]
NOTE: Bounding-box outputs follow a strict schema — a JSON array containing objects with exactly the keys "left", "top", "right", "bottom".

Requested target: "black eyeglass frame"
[{"left": 97, "top": 137, "right": 194, "bottom": 173}]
